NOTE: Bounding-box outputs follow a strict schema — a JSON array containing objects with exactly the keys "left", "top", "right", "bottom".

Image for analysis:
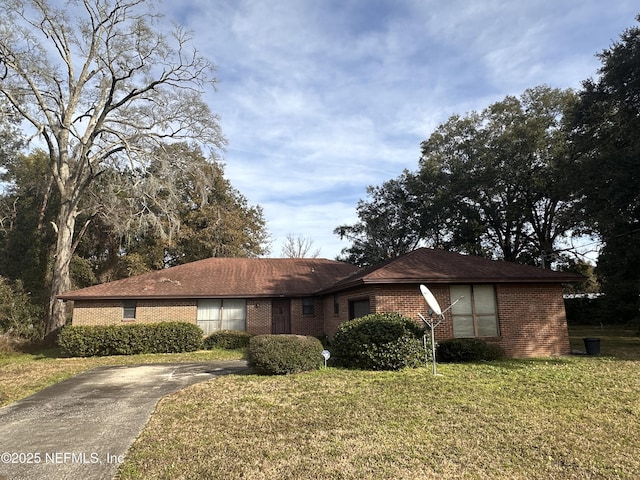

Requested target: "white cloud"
[{"left": 162, "top": 0, "right": 638, "bottom": 259}]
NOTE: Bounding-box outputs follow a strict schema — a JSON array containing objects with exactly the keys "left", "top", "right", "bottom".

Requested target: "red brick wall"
[
  {"left": 247, "top": 300, "right": 271, "bottom": 335},
  {"left": 323, "top": 285, "right": 452, "bottom": 337},
  {"left": 323, "top": 287, "right": 378, "bottom": 336},
  {"left": 72, "top": 299, "right": 197, "bottom": 326},
  {"left": 72, "top": 297, "right": 326, "bottom": 337},
  {"left": 291, "top": 297, "right": 324, "bottom": 337},
  {"left": 73, "top": 298, "right": 277, "bottom": 335},
  {"left": 70, "top": 283, "right": 570, "bottom": 357},
  {"left": 494, "top": 284, "right": 570, "bottom": 357},
  {"left": 246, "top": 297, "right": 325, "bottom": 336},
  {"left": 324, "top": 283, "right": 570, "bottom": 358}
]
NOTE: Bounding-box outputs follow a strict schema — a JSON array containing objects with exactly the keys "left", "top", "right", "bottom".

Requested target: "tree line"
[{"left": 335, "top": 16, "right": 640, "bottom": 325}]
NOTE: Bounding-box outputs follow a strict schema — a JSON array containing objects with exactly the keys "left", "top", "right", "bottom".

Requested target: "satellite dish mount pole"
[
  {"left": 418, "top": 310, "right": 443, "bottom": 375},
  {"left": 419, "top": 284, "right": 462, "bottom": 376}
]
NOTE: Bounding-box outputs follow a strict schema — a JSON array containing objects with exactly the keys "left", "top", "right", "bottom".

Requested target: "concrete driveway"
[{"left": 0, "top": 360, "right": 249, "bottom": 480}]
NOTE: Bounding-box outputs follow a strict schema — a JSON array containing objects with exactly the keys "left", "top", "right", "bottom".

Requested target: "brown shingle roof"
[
  {"left": 59, "top": 249, "right": 585, "bottom": 301},
  {"left": 58, "top": 257, "right": 359, "bottom": 300},
  {"left": 322, "top": 248, "right": 585, "bottom": 292}
]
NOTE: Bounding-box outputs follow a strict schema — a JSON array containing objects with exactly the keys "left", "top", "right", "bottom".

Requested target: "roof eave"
[
  {"left": 320, "top": 275, "right": 584, "bottom": 294},
  {"left": 59, "top": 292, "right": 323, "bottom": 301}
]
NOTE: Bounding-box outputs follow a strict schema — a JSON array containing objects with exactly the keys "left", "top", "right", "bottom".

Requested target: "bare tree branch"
[
  {"left": 281, "top": 234, "right": 321, "bottom": 258},
  {"left": 0, "top": 0, "right": 226, "bottom": 334}
]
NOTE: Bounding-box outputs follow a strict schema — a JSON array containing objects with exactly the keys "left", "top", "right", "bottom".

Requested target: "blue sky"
[{"left": 163, "top": 1, "right": 639, "bottom": 259}]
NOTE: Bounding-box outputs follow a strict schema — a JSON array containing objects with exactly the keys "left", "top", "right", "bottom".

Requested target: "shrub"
[
  {"left": 57, "top": 322, "right": 203, "bottom": 357},
  {"left": 57, "top": 325, "right": 103, "bottom": 357},
  {"left": 436, "top": 338, "right": 504, "bottom": 363},
  {"left": 204, "top": 330, "right": 252, "bottom": 350},
  {"left": 0, "top": 276, "right": 43, "bottom": 341},
  {"left": 331, "top": 312, "right": 426, "bottom": 370},
  {"left": 315, "top": 334, "right": 331, "bottom": 349},
  {"left": 248, "top": 335, "right": 324, "bottom": 375},
  {"left": 147, "top": 322, "right": 204, "bottom": 353}
]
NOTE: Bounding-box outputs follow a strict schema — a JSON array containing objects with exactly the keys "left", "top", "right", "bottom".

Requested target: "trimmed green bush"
[
  {"left": 204, "top": 330, "right": 252, "bottom": 350},
  {"left": 331, "top": 312, "right": 426, "bottom": 370},
  {"left": 57, "top": 322, "right": 204, "bottom": 357},
  {"left": 248, "top": 335, "right": 324, "bottom": 375},
  {"left": 147, "top": 322, "right": 204, "bottom": 353},
  {"left": 436, "top": 338, "right": 504, "bottom": 363}
]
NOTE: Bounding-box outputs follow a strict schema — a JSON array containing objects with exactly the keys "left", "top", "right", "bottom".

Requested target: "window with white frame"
[
  {"left": 450, "top": 285, "right": 498, "bottom": 338},
  {"left": 197, "top": 299, "right": 246, "bottom": 335}
]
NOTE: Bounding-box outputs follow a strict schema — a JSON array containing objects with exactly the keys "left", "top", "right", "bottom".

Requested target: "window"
[
  {"left": 302, "top": 297, "right": 315, "bottom": 316},
  {"left": 222, "top": 299, "right": 246, "bottom": 331},
  {"left": 349, "top": 298, "right": 370, "bottom": 320},
  {"left": 123, "top": 300, "right": 136, "bottom": 320},
  {"left": 197, "top": 299, "right": 246, "bottom": 335},
  {"left": 450, "top": 285, "right": 498, "bottom": 337},
  {"left": 333, "top": 295, "right": 339, "bottom": 315}
]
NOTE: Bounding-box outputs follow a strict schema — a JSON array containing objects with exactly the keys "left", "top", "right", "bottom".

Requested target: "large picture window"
[
  {"left": 450, "top": 285, "right": 498, "bottom": 338},
  {"left": 197, "top": 299, "right": 246, "bottom": 335}
]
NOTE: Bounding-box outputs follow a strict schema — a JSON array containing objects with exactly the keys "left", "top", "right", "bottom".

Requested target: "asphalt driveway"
[{"left": 0, "top": 360, "right": 249, "bottom": 480}]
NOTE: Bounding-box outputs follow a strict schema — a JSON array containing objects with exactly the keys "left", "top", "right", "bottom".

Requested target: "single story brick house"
[{"left": 58, "top": 248, "right": 584, "bottom": 357}]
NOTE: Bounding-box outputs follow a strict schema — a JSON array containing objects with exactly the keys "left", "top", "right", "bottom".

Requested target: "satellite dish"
[{"left": 420, "top": 284, "right": 442, "bottom": 316}]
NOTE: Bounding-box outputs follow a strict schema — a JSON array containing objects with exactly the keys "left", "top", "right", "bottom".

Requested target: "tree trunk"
[
  {"left": 37, "top": 174, "right": 54, "bottom": 232},
  {"left": 46, "top": 202, "right": 77, "bottom": 339}
]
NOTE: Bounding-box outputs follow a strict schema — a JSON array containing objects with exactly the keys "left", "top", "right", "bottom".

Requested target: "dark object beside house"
[{"left": 583, "top": 337, "right": 601, "bottom": 356}]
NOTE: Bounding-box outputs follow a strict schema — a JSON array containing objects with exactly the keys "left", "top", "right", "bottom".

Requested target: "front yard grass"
[
  {"left": 0, "top": 347, "right": 245, "bottom": 407},
  {"left": 1, "top": 326, "right": 638, "bottom": 479},
  {"left": 117, "top": 326, "right": 640, "bottom": 480}
]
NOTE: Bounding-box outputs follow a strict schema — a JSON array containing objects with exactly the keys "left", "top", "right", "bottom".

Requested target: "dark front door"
[{"left": 271, "top": 298, "right": 291, "bottom": 334}]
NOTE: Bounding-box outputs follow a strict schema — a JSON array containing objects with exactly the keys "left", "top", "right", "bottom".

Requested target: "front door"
[{"left": 271, "top": 298, "right": 291, "bottom": 334}]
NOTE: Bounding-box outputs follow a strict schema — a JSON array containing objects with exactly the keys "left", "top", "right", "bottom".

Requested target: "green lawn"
[
  {"left": 116, "top": 326, "right": 640, "bottom": 480},
  {"left": 568, "top": 324, "right": 640, "bottom": 360},
  {"left": 2, "top": 327, "right": 638, "bottom": 479}
]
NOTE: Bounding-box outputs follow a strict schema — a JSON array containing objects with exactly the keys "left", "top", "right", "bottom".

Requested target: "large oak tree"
[
  {"left": 415, "top": 86, "right": 579, "bottom": 265},
  {"left": 0, "top": 0, "right": 225, "bottom": 336},
  {"left": 336, "top": 86, "right": 580, "bottom": 268},
  {"left": 72, "top": 143, "right": 270, "bottom": 282},
  {"left": 334, "top": 177, "right": 423, "bottom": 266}
]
